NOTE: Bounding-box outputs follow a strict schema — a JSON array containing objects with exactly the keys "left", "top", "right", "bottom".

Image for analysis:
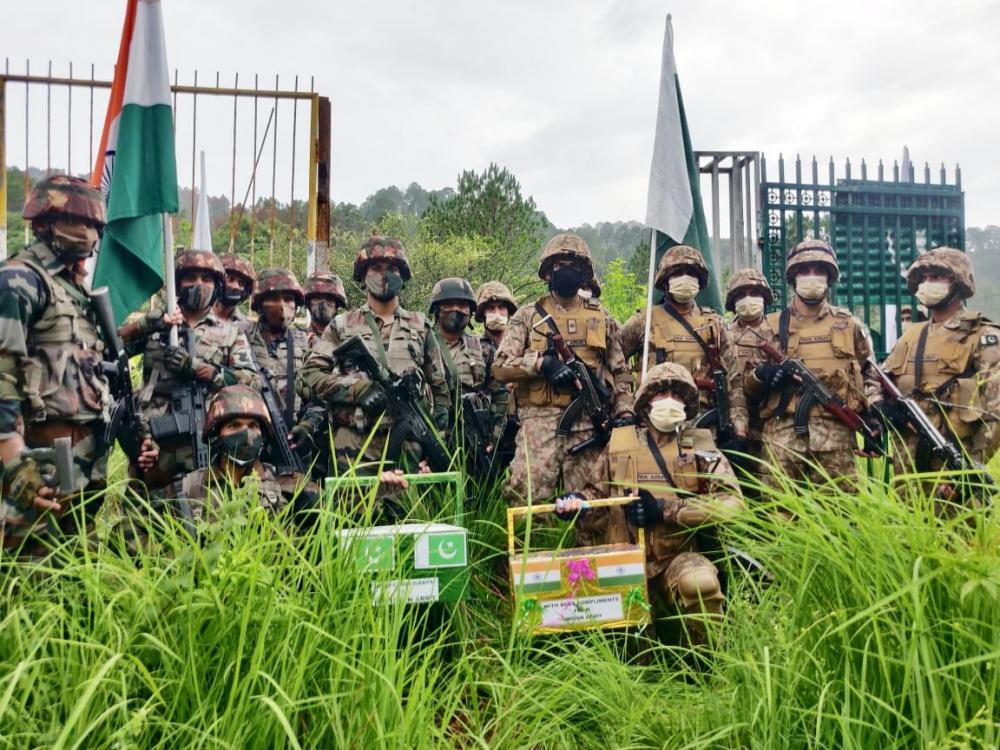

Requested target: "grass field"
[{"left": 2, "top": 462, "right": 999, "bottom": 749}]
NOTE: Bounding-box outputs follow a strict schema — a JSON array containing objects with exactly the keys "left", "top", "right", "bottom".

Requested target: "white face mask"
[
  {"left": 484, "top": 311, "right": 509, "bottom": 332},
  {"left": 647, "top": 396, "right": 688, "bottom": 433},
  {"left": 668, "top": 274, "right": 700, "bottom": 304},
  {"left": 795, "top": 273, "right": 828, "bottom": 303},
  {"left": 915, "top": 280, "right": 952, "bottom": 308},
  {"left": 734, "top": 295, "right": 765, "bottom": 321}
]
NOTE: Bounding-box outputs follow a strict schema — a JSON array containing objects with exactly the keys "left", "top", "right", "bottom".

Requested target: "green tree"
[{"left": 600, "top": 257, "right": 647, "bottom": 324}]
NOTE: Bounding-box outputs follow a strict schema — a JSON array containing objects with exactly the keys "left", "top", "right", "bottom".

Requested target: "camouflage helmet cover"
[
  {"left": 785, "top": 238, "right": 840, "bottom": 283},
  {"left": 538, "top": 233, "right": 595, "bottom": 281},
  {"left": 654, "top": 245, "right": 709, "bottom": 291},
  {"left": 252, "top": 268, "right": 305, "bottom": 311},
  {"left": 22, "top": 174, "right": 107, "bottom": 229},
  {"left": 474, "top": 280, "right": 518, "bottom": 321},
  {"left": 203, "top": 384, "right": 272, "bottom": 439},
  {"left": 906, "top": 247, "right": 974, "bottom": 299},
  {"left": 725, "top": 267, "right": 774, "bottom": 312},
  {"left": 352, "top": 236, "right": 411, "bottom": 282},
  {"left": 304, "top": 272, "right": 348, "bottom": 308},
  {"left": 634, "top": 362, "right": 700, "bottom": 420},
  {"left": 429, "top": 277, "right": 477, "bottom": 315},
  {"left": 175, "top": 249, "right": 226, "bottom": 285},
  {"left": 220, "top": 254, "right": 256, "bottom": 291}
]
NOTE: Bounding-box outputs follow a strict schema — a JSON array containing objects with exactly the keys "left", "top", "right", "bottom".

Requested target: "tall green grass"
[{"left": 2, "top": 467, "right": 998, "bottom": 748}]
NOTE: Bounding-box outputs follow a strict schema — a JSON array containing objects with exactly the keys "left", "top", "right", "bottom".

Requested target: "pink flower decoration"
[{"left": 566, "top": 558, "right": 596, "bottom": 597}]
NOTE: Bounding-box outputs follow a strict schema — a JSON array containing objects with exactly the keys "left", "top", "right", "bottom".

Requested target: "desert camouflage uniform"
[
  {"left": 493, "top": 234, "right": 634, "bottom": 504},
  {"left": 475, "top": 281, "right": 518, "bottom": 443},
  {"left": 575, "top": 363, "right": 744, "bottom": 642}
]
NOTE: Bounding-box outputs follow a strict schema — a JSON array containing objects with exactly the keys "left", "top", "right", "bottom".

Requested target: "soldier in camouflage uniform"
[
  {"left": 492, "top": 233, "right": 634, "bottom": 505},
  {"left": 620, "top": 245, "right": 737, "bottom": 420},
  {"left": 304, "top": 272, "right": 348, "bottom": 347},
  {"left": 0, "top": 175, "right": 157, "bottom": 554},
  {"left": 299, "top": 236, "right": 450, "bottom": 473},
  {"left": 556, "top": 362, "right": 744, "bottom": 644},
  {"left": 120, "top": 249, "right": 258, "bottom": 490},
  {"left": 725, "top": 268, "right": 776, "bottom": 463},
  {"left": 246, "top": 268, "right": 311, "bottom": 420},
  {"left": 430, "top": 278, "right": 488, "bottom": 400},
  {"left": 476, "top": 281, "right": 519, "bottom": 450},
  {"left": 744, "top": 239, "right": 882, "bottom": 486},
  {"left": 214, "top": 254, "right": 256, "bottom": 333},
  {"left": 876, "top": 248, "right": 1000, "bottom": 477}
]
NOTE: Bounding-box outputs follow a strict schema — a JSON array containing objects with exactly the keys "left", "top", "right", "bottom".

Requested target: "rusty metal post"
[
  {"left": 0, "top": 77, "right": 6, "bottom": 260},
  {"left": 315, "top": 96, "right": 331, "bottom": 274}
]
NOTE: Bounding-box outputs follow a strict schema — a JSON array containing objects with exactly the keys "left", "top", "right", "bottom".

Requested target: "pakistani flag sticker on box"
[
  {"left": 339, "top": 523, "right": 469, "bottom": 603},
  {"left": 510, "top": 543, "right": 651, "bottom": 633}
]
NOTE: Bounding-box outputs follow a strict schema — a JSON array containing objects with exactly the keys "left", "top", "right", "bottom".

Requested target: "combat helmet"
[
  {"left": 304, "top": 272, "right": 348, "bottom": 308},
  {"left": 634, "top": 362, "right": 700, "bottom": 420},
  {"left": 785, "top": 238, "right": 840, "bottom": 284},
  {"left": 175, "top": 249, "right": 226, "bottom": 285},
  {"left": 654, "top": 245, "right": 709, "bottom": 291},
  {"left": 23, "top": 174, "right": 107, "bottom": 230},
  {"left": 475, "top": 281, "right": 518, "bottom": 322},
  {"left": 220, "top": 254, "right": 257, "bottom": 294},
  {"left": 203, "top": 384, "right": 272, "bottom": 440},
  {"left": 429, "top": 277, "right": 477, "bottom": 316},
  {"left": 538, "top": 233, "right": 595, "bottom": 282},
  {"left": 906, "top": 247, "right": 975, "bottom": 299},
  {"left": 252, "top": 268, "right": 305, "bottom": 312},
  {"left": 352, "top": 236, "right": 411, "bottom": 282},
  {"left": 725, "top": 268, "right": 774, "bottom": 313}
]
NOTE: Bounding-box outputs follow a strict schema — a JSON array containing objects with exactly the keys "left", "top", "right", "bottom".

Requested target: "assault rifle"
[
  {"left": 92, "top": 287, "right": 146, "bottom": 466},
  {"left": 694, "top": 369, "right": 745, "bottom": 453},
  {"left": 332, "top": 336, "right": 452, "bottom": 472},
  {"left": 460, "top": 392, "right": 493, "bottom": 478},
  {"left": 869, "top": 359, "right": 994, "bottom": 505},
  {"left": 532, "top": 313, "right": 613, "bottom": 457},
  {"left": 149, "top": 330, "right": 209, "bottom": 471},
  {"left": 257, "top": 365, "right": 306, "bottom": 476},
  {"left": 487, "top": 414, "right": 520, "bottom": 482},
  {"left": 756, "top": 336, "right": 886, "bottom": 457}
]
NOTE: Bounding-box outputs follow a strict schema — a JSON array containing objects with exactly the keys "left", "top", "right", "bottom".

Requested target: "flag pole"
[
  {"left": 640, "top": 228, "right": 657, "bottom": 383},
  {"left": 162, "top": 213, "right": 178, "bottom": 347}
]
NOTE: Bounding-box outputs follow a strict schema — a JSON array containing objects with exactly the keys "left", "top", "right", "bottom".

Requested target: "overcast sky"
[{"left": 3, "top": 0, "right": 998, "bottom": 229}]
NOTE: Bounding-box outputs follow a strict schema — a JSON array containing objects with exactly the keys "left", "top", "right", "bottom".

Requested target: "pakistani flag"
[
  {"left": 645, "top": 15, "right": 721, "bottom": 311},
  {"left": 354, "top": 535, "right": 395, "bottom": 572},
  {"left": 92, "top": 0, "right": 178, "bottom": 323}
]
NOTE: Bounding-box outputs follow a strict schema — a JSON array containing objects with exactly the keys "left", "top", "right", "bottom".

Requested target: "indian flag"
[
  {"left": 597, "top": 551, "right": 646, "bottom": 588},
  {"left": 644, "top": 15, "right": 721, "bottom": 311},
  {"left": 91, "top": 0, "right": 178, "bottom": 323},
  {"left": 510, "top": 557, "right": 563, "bottom": 594}
]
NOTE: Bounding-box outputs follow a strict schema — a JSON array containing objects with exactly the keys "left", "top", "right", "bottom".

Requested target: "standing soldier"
[
  {"left": 744, "top": 239, "right": 881, "bottom": 485},
  {"left": 620, "top": 245, "right": 735, "bottom": 422},
  {"left": 304, "top": 272, "right": 348, "bottom": 347},
  {"left": 214, "top": 254, "right": 256, "bottom": 333},
  {"left": 299, "top": 236, "right": 450, "bottom": 473},
  {"left": 492, "top": 233, "right": 634, "bottom": 505},
  {"left": 555, "top": 363, "right": 744, "bottom": 644},
  {"left": 475, "top": 281, "right": 519, "bottom": 454},
  {"left": 0, "top": 176, "right": 156, "bottom": 554},
  {"left": 120, "top": 249, "right": 258, "bottom": 490},
  {"left": 725, "top": 268, "right": 776, "bottom": 464},
  {"left": 877, "top": 248, "right": 1000, "bottom": 473}
]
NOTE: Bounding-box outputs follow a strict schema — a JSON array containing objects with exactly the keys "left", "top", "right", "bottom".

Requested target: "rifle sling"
[
  {"left": 661, "top": 302, "right": 716, "bottom": 367},
  {"left": 363, "top": 310, "right": 393, "bottom": 372},
  {"left": 773, "top": 308, "right": 795, "bottom": 420},
  {"left": 434, "top": 330, "right": 461, "bottom": 395},
  {"left": 911, "top": 322, "right": 931, "bottom": 399},
  {"left": 284, "top": 328, "right": 295, "bottom": 429},
  {"left": 644, "top": 431, "right": 679, "bottom": 490}
]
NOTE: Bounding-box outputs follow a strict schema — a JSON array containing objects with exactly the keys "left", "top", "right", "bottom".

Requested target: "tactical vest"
[
  {"left": 759, "top": 307, "right": 865, "bottom": 419},
  {"left": 643, "top": 305, "right": 723, "bottom": 376},
  {"left": 518, "top": 295, "right": 609, "bottom": 408},
  {"left": 12, "top": 244, "right": 111, "bottom": 424},
  {"left": 883, "top": 314, "right": 988, "bottom": 438},
  {"left": 606, "top": 425, "right": 715, "bottom": 576},
  {"left": 179, "top": 462, "right": 285, "bottom": 521},
  {"left": 437, "top": 331, "right": 487, "bottom": 394},
  {"left": 249, "top": 323, "right": 310, "bottom": 414},
  {"left": 729, "top": 316, "right": 772, "bottom": 372},
  {"left": 335, "top": 306, "right": 430, "bottom": 381}
]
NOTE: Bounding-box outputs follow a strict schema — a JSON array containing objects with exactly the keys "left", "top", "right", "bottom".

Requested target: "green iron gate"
[{"left": 759, "top": 154, "right": 964, "bottom": 357}]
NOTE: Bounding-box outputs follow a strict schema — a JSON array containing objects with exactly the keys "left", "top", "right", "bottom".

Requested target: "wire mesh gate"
[
  {"left": 0, "top": 58, "right": 331, "bottom": 277},
  {"left": 759, "top": 154, "right": 964, "bottom": 357}
]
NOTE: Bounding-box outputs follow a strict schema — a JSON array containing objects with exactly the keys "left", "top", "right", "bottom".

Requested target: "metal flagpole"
[
  {"left": 162, "top": 213, "right": 178, "bottom": 347},
  {"left": 640, "top": 228, "right": 657, "bottom": 382}
]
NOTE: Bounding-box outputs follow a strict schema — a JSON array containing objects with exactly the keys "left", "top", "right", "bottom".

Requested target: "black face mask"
[
  {"left": 215, "top": 428, "right": 264, "bottom": 466},
  {"left": 365, "top": 269, "right": 404, "bottom": 301},
  {"left": 178, "top": 282, "right": 216, "bottom": 312},
  {"left": 439, "top": 310, "right": 470, "bottom": 334},
  {"left": 549, "top": 266, "right": 583, "bottom": 298},
  {"left": 309, "top": 300, "right": 337, "bottom": 327},
  {"left": 220, "top": 285, "right": 250, "bottom": 308}
]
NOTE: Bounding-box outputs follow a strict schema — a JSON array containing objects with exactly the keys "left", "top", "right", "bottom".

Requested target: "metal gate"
[{"left": 760, "top": 154, "right": 964, "bottom": 357}]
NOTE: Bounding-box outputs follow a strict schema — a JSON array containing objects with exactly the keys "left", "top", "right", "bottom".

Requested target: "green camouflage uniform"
[{"left": 247, "top": 321, "right": 311, "bottom": 417}]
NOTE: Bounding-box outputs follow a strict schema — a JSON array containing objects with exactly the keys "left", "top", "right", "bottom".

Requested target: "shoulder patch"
[
  {"left": 981, "top": 333, "right": 999, "bottom": 347},
  {"left": 583, "top": 297, "right": 601, "bottom": 310}
]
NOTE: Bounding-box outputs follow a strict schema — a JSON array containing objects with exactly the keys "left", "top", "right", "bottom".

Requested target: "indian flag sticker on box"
[
  {"left": 414, "top": 530, "right": 467, "bottom": 569},
  {"left": 510, "top": 557, "right": 563, "bottom": 594},
  {"left": 597, "top": 552, "right": 646, "bottom": 588}
]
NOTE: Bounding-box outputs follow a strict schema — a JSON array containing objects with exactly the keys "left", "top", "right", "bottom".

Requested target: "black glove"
[
  {"left": 432, "top": 406, "right": 451, "bottom": 432},
  {"left": 540, "top": 355, "right": 577, "bottom": 391},
  {"left": 612, "top": 414, "right": 637, "bottom": 429},
  {"left": 754, "top": 362, "right": 792, "bottom": 390},
  {"left": 625, "top": 489, "right": 662, "bottom": 529},
  {"left": 872, "top": 399, "right": 909, "bottom": 430},
  {"left": 358, "top": 384, "right": 387, "bottom": 416},
  {"left": 288, "top": 421, "right": 316, "bottom": 457},
  {"left": 554, "top": 492, "right": 588, "bottom": 521},
  {"left": 164, "top": 345, "right": 195, "bottom": 378}
]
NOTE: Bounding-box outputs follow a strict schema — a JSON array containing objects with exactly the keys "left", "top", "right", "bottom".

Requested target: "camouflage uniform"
[
  {"left": 476, "top": 281, "right": 519, "bottom": 444},
  {"left": 126, "top": 250, "right": 258, "bottom": 489},
  {"left": 492, "top": 233, "right": 634, "bottom": 504},
  {"left": 299, "top": 237, "right": 450, "bottom": 472},
  {"left": 304, "top": 272, "right": 348, "bottom": 347},
  {"left": 215, "top": 254, "right": 255, "bottom": 334},
  {"left": 620, "top": 245, "right": 738, "bottom": 416},
  {"left": 247, "top": 269, "right": 310, "bottom": 417},
  {"left": 744, "top": 240, "right": 880, "bottom": 486},
  {"left": 430, "top": 278, "right": 489, "bottom": 397},
  {"left": 574, "top": 363, "right": 744, "bottom": 642},
  {"left": 880, "top": 248, "right": 1000, "bottom": 469},
  {"left": 0, "top": 176, "right": 113, "bottom": 552}
]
